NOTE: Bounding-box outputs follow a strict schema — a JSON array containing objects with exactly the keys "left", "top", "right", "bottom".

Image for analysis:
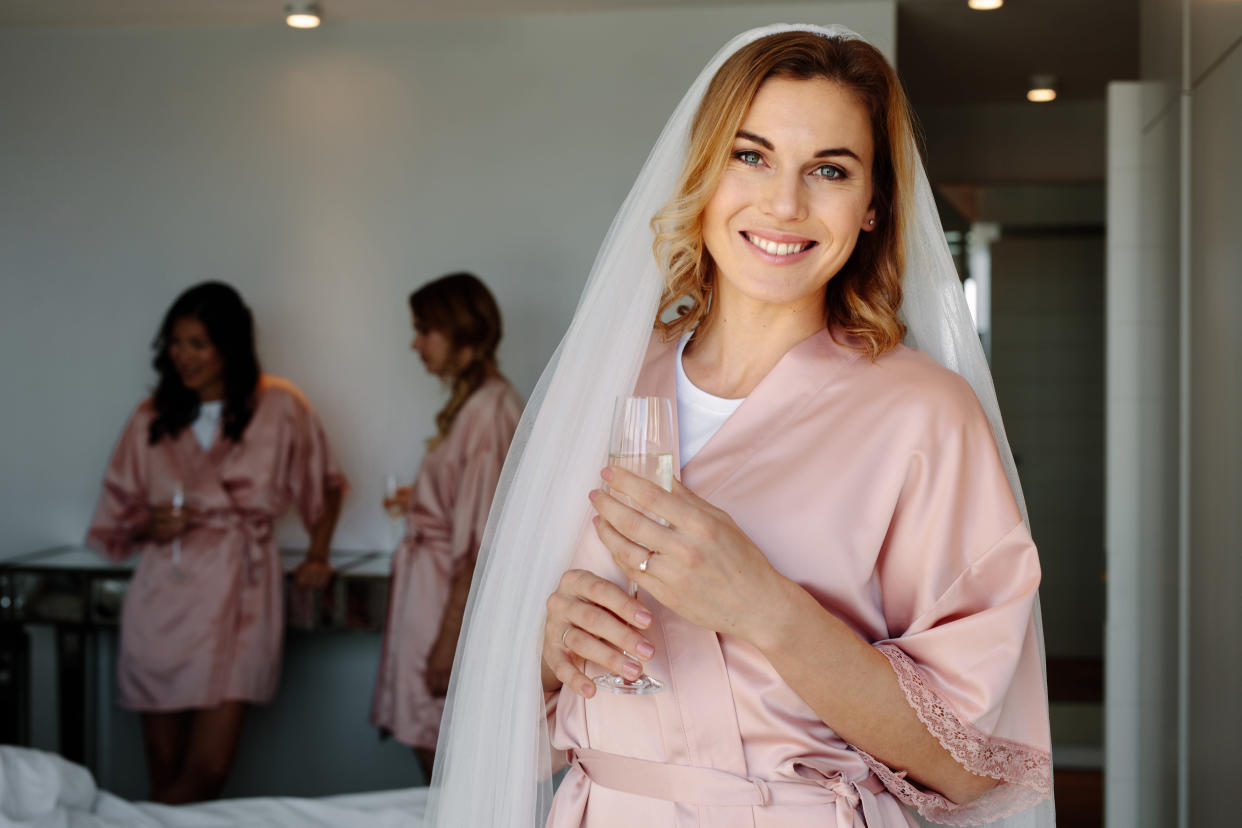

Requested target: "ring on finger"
[
  {"left": 638, "top": 550, "right": 655, "bottom": 573},
  {"left": 561, "top": 626, "right": 573, "bottom": 649}
]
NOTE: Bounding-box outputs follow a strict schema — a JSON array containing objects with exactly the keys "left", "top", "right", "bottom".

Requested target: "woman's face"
[
  {"left": 701, "top": 76, "right": 877, "bottom": 316},
  {"left": 168, "top": 316, "right": 226, "bottom": 401},
  {"left": 411, "top": 316, "right": 466, "bottom": 378}
]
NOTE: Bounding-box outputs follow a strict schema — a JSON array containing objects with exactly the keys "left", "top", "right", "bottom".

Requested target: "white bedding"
[{"left": 0, "top": 747, "right": 426, "bottom": 827}]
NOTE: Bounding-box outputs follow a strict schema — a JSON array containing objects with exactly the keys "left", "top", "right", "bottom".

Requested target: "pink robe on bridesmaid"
[
  {"left": 547, "top": 329, "right": 1052, "bottom": 827},
  {"left": 371, "top": 376, "right": 524, "bottom": 749},
  {"left": 86, "top": 376, "right": 345, "bottom": 712}
]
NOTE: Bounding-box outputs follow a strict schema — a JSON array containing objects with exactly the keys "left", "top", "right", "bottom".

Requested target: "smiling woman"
[
  {"left": 85, "top": 281, "right": 346, "bottom": 805},
  {"left": 539, "top": 32, "right": 1054, "bottom": 826}
]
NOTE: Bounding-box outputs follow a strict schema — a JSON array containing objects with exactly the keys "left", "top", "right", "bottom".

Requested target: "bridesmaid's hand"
[
  {"left": 382, "top": 486, "right": 412, "bottom": 515},
  {"left": 143, "top": 503, "right": 194, "bottom": 543},
  {"left": 590, "top": 466, "right": 785, "bottom": 644},
  {"left": 426, "top": 633, "right": 456, "bottom": 697},
  {"left": 542, "top": 569, "right": 655, "bottom": 699},
  {"left": 294, "top": 558, "right": 334, "bottom": 591}
]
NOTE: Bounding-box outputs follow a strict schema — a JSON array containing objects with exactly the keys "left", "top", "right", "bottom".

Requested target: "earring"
[{"left": 867, "top": 218, "right": 875, "bottom": 227}]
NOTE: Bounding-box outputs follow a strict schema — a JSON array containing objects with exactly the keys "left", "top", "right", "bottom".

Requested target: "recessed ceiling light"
[
  {"left": 968, "top": 0, "right": 1004, "bottom": 10},
  {"left": 1027, "top": 74, "right": 1058, "bottom": 102},
  {"left": 285, "top": 2, "right": 321, "bottom": 29}
]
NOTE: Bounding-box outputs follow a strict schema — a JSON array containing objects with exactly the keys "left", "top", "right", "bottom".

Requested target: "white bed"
[{"left": 0, "top": 747, "right": 426, "bottom": 827}]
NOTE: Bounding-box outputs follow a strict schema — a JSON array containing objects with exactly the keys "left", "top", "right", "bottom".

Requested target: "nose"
[
  {"left": 411, "top": 333, "right": 422, "bottom": 352},
  {"left": 759, "top": 168, "right": 808, "bottom": 223}
]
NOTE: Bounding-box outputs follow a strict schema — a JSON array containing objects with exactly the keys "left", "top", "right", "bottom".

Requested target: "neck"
[
  {"left": 197, "top": 383, "right": 225, "bottom": 403},
  {"left": 682, "top": 288, "right": 826, "bottom": 399},
  {"left": 447, "top": 361, "right": 499, "bottom": 384}
]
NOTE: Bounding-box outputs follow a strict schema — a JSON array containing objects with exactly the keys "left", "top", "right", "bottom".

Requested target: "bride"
[{"left": 425, "top": 23, "right": 1055, "bottom": 828}]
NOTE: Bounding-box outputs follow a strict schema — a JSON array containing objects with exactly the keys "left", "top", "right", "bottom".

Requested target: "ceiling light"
[
  {"left": 968, "top": 0, "right": 1004, "bottom": 9},
  {"left": 1026, "top": 74, "right": 1057, "bottom": 102},
  {"left": 285, "top": 2, "right": 321, "bottom": 29}
]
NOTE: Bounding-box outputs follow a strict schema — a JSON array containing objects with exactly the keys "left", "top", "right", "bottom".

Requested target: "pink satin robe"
[
  {"left": 547, "top": 329, "right": 1052, "bottom": 827},
  {"left": 371, "top": 376, "right": 524, "bottom": 749},
  {"left": 86, "top": 376, "right": 345, "bottom": 712}
]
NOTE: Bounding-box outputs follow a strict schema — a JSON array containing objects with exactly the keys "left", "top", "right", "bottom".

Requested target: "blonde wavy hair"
[
  {"left": 409, "top": 272, "right": 503, "bottom": 449},
  {"left": 652, "top": 32, "right": 919, "bottom": 358}
]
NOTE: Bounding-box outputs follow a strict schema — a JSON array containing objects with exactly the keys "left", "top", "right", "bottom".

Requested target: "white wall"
[
  {"left": 0, "top": 2, "right": 894, "bottom": 561},
  {"left": 1105, "top": 79, "right": 1180, "bottom": 828}
]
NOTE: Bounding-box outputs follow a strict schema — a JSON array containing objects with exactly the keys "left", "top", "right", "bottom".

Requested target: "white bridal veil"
[{"left": 425, "top": 22, "right": 1055, "bottom": 828}]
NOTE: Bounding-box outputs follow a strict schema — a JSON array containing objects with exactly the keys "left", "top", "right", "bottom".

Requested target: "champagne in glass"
[
  {"left": 594, "top": 396, "right": 673, "bottom": 695},
  {"left": 384, "top": 474, "right": 405, "bottom": 520},
  {"left": 607, "top": 453, "right": 674, "bottom": 497},
  {"left": 383, "top": 473, "right": 406, "bottom": 550}
]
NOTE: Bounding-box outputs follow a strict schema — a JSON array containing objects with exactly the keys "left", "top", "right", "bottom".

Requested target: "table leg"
[
  {"left": 0, "top": 623, "right": 29, "bottom": 744},
  {"left": 56, "top": 627, "right": 86, "bottom": 763}
]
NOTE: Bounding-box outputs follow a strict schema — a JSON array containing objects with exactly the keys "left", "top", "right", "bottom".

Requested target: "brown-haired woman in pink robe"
[
  {"left": 371, "top": 272, "right": 523, "bottom": 779},
  {"left": 86, "top": 281, "right": 345, "bottom": 804}
]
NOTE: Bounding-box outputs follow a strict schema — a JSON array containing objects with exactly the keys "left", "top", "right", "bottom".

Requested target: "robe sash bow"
[
  {"left": 193, "top": 507, "right": 274, "bottom": 584},
  {"left": 570, "top": 748, "right": 887, "bottom": 827}
]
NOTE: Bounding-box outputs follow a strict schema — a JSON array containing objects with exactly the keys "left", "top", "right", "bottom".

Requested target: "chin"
[{"left": 732, "top": 278, "right": 829, "bottom": 309}]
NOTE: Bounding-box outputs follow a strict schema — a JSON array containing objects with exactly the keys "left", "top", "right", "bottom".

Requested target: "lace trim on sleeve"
[{"left": 862, "top": 643, "right": 1052, "bottom": 825}]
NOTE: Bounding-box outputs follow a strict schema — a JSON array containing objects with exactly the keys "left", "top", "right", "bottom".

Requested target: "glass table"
[{"left": 0, "top": 546, "right": 392, "bottom": 763}]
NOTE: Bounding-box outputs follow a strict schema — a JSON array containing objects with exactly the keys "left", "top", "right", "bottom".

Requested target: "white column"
[{"left": 1104, "top": 80, "right": 1182, "bottom": 828}]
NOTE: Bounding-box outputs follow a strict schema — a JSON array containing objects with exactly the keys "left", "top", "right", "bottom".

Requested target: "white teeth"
[{"left": 746, "top": 233, "right": 809, "bottom": 256}]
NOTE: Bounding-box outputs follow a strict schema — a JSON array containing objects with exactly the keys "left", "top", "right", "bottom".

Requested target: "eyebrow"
[{"left": 735, "top": 130, "right": 863, "bottom": 164}]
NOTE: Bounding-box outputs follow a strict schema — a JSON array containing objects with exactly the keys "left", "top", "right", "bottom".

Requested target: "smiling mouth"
[{"left": 743, "top": 232, "right": 816, "bottom": 257}]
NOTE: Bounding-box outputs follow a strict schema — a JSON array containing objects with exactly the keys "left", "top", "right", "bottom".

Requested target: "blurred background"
[{"left": 0, "top": 1, "right": 1237, "bottom": 826}]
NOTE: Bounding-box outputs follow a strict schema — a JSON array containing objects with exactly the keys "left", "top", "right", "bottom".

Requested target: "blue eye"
[
  {"left": 733, "top": 150, "right": 763, "bottom": 166},
  {"left": 813, "top": 164, "right": 846, "bottom": 180}
]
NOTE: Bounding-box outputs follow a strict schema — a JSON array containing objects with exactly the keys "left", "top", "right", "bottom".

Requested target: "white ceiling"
[{"left": 0, "top": 0, "right": 1138, "bottom": 106}]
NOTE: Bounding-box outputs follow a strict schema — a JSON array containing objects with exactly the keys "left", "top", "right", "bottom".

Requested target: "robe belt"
[
  {"left": 569, "top": 747, "right": 887, "bottom": 822},
  {"left": 194, "top": 508, "right": 273, "bottom": 584}
]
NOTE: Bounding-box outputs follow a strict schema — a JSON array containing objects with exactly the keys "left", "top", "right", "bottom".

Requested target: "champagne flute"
[
  {"left": 384, "top": 473, "right": 405, "bottom": 549},
  {"left": 170, "top": 480, "right": 185, "bottom": 568},
  {"left": 384, "top": 474, "right": 404, "bottom": 518},
  {"left": 594, "top": 396, "right": 673, "bottom": 695}
]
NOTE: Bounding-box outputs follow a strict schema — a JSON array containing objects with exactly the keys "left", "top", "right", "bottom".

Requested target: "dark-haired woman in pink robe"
[
  {"left": 371, "top": 272, "right": 523, "bottom": 779},
  {"left": 87, "top": 282, "right": 345, "bottom": 804}
]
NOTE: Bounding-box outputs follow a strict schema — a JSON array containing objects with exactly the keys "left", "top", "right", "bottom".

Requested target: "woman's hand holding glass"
[
  {"left": 590, "top": 465, "right": 784, "bottom": 645},
  {"left": 142, "top": 502, "right": 195, "bottom": 543},
  {"left": 542, "top": 568, "right": 657, "bottom": 699},
  {"left": 544, "top": 466, "right": 786, "bottom": 700},
  {"left": 382, "top": 474, "right": 412, "bottom": 519}
]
